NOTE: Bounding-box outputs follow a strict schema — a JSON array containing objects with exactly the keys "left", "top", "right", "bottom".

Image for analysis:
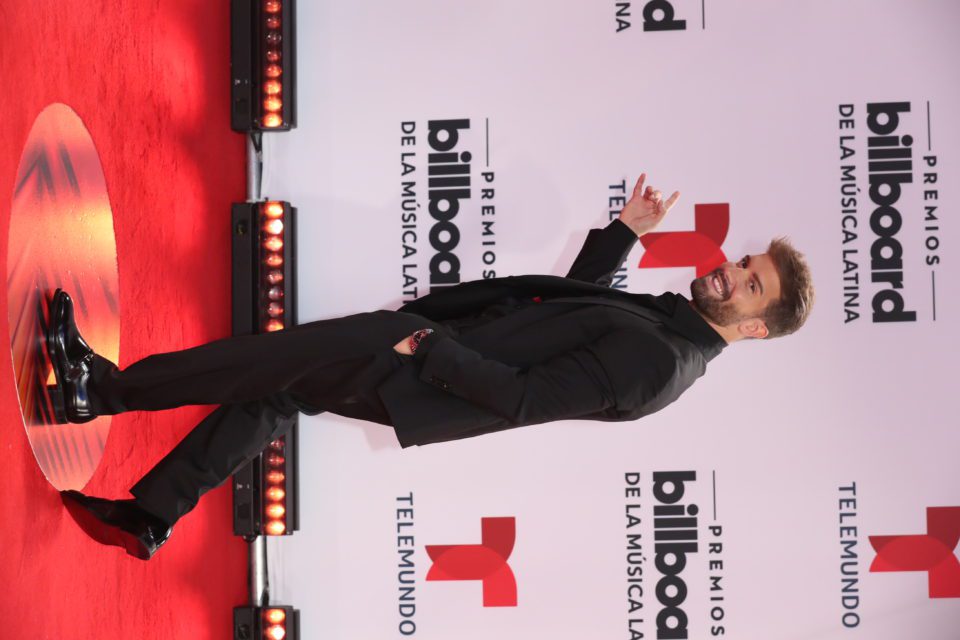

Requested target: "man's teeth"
[{"left": 712, "top": 274, "right": 723, "bottom": 297}]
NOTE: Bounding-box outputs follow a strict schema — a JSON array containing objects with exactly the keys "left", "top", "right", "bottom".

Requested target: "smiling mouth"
[{"left": 711, "top": 272, "right": 729, "bottom": 299}]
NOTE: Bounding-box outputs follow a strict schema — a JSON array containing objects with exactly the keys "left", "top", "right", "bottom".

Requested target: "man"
[{"left": 51, "top": 173, "right": 814, "bottom": 560}]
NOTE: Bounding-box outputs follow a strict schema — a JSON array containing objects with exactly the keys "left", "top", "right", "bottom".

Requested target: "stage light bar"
[
  {"left": 235, "top": 606, "right": 301, "bottom": 640},
  {"left": 263, "top": 437, "right": 290, "bottom": 535},
  {"left": 258, "top": 201, "right": 289, "bottom": 332},
  {"left": 231, "top": 201, "right": 300, "bottom": 538},
  {"left": 231, "top": 0, "right": 297, "bottom": 132}
]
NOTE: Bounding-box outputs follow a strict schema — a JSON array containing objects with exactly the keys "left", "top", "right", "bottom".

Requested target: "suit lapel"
[
  {"left": 542, "top": 295, "right": 667, "bottom": 326},
  {"left": 543, "top": 292, "right": 723, "bottom": 361},
  {"left": 400, "top": 274, "right": 705, "bottom": 349}
]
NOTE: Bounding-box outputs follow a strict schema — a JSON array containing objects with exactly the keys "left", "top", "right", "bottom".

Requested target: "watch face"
[{"left": 7, "top": 103, "right": 120, "bottom": 490}]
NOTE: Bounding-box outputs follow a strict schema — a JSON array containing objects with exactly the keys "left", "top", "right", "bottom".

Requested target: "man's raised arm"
[{"left": 565, "top": 172, "right": 680, "bottom": 286}]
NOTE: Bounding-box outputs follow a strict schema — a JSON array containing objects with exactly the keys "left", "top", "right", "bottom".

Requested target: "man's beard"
[{"left": 689, "top": 269, "right": 747, "bottom": 327}]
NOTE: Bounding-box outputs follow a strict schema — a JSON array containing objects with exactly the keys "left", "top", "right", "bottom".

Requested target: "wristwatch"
[{"left": 408, "top": 328, "right": 434, "bottom": 355}]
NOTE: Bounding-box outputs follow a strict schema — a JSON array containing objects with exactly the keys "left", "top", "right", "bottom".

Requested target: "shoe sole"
[
  {"left": 45, "top": 290, "right": 69, "bottom": 423},
  {"left": 44, "top": 290, "right": 95, "bottom": 424},
  {"left": 47, "top": 386, "right": 67, "bottom": 423},
  {"left": 60, "top": 491, "right": 153, "bottom": 560}
]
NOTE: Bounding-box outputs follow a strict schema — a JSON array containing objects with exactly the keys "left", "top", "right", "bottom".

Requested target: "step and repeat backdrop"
[{"left": 260, "top": 1, "right": 958, "bottom": 638}]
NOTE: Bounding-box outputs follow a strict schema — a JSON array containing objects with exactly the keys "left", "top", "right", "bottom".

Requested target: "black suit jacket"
[{"left": 378, "top": 220, "right": 726, "bottom": 447}]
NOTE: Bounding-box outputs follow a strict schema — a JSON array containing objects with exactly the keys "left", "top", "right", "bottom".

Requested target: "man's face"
[{"left": 689, "top": 253, "right": 783, "bottom": 333}]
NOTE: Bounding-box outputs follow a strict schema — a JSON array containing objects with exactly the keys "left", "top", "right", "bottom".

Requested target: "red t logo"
[
  {"left": 638, "top": 203, "right": 730, "bottom": 277},
  {"left": 869, "top": 506, "right": 960, "bottom": 598},
  {"left": 426, "top": 517, "right": 517, "bottom": 607}
]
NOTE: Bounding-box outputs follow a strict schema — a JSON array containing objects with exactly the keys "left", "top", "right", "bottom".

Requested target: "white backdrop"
[{"left": 260, "top": 1, "right": 960, "bottom": 638}]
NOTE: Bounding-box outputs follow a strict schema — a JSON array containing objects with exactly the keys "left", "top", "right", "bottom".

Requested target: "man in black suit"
[{"left": 50, "top": 173, "right": 814, "bottom": 559}]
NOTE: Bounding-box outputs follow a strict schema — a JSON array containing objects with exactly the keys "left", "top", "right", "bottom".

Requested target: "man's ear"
[{"left": 738, "top": 318, "right": 769, "bottom": 340}]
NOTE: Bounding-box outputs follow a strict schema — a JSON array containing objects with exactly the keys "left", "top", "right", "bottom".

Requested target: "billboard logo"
[
  {"left": 638, "top": 203, "right": 730, "bottom": 277},
  {"left": 427, "top": 118, "right": 472, "bottom": 291},
  {"left": 653, "top": 470, "right": 700, "bottom": 640},
  {"left": 426, "top": 516, "right": 518, "bottom": 607},
  {"left": 864, "top": 102, "right": 916, "bottom": 323},
  {"left": 869, "top": 506, "right": 960, "bottom": 598},
  {"left": 615, "top": 1, "right": 688, "bottom": 33}
]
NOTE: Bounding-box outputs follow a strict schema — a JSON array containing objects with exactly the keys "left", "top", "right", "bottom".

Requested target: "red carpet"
[{"left": 1, "top": 1, "right": 249, "bottom": 638}]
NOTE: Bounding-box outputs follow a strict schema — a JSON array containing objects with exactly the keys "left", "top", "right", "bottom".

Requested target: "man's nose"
[
  {"left": 720, "top": 263, "right": 746, "bottom": 288},
  {"left": 719, "top": 262, "right": 740, "bottom": 278}
]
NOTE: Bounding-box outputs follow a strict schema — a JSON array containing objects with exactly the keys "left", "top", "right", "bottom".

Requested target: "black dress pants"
[{"left": 87, "top": 310, "right": 445, "bottom": 526}]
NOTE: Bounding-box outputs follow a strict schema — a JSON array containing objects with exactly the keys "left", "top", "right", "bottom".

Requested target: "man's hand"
[
  {"left": 395, "top": 328, "right": 435, "bottom": 355},
  {"left": 393, "top": 335, "right": 413, "bottom": 355},
  {"left": 617, "top": 173, "right": 680, "bottom": 237}
]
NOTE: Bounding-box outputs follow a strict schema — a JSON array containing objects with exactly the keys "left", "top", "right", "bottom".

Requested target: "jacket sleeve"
[
  {"left": 565, "top": 218, "right": 639, "bottom": 286},
  {"left": 409, "top": 328, "right": 671, "bottom": 425}
]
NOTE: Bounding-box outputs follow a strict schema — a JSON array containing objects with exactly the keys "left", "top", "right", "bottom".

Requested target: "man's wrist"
[{"left": 613, "top": 216, "right": 642, "bottom": 239}]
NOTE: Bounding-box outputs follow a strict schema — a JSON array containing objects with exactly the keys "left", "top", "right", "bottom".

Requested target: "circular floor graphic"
[{"left": 7, "top": 103, "right": 120, "bottom": 490}]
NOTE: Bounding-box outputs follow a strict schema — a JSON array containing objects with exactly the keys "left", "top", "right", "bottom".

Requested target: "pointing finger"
[{"left": 633, "top": 173, "right": 646, "bottom": 198}]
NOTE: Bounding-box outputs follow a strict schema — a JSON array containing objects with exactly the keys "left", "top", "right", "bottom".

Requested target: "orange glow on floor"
[{"left": 6, "top": 103, "right": 120, "bottom": 490}]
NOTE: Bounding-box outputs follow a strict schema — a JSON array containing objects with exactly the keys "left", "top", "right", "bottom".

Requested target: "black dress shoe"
[
  {"left": 60, "top": 490, "right": 173, "bottom": 560},
  {"left": 45, "top": 289, "right": 97, "bottom": 423}
]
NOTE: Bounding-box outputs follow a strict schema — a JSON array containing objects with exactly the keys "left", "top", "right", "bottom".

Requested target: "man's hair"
[{"left": 762, "top": 237, "right": 814, "bottom": 339}]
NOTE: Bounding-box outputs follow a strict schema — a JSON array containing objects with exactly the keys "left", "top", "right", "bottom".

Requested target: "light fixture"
[
  {"left": 235, "top": 606, "right": 300, "bottom": 640},
  {"left": 231, "top": 0, "right": 297, "bottom": 132},
  {"left": 231, "top": 201, "right": 299, "bottom": 538}
]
